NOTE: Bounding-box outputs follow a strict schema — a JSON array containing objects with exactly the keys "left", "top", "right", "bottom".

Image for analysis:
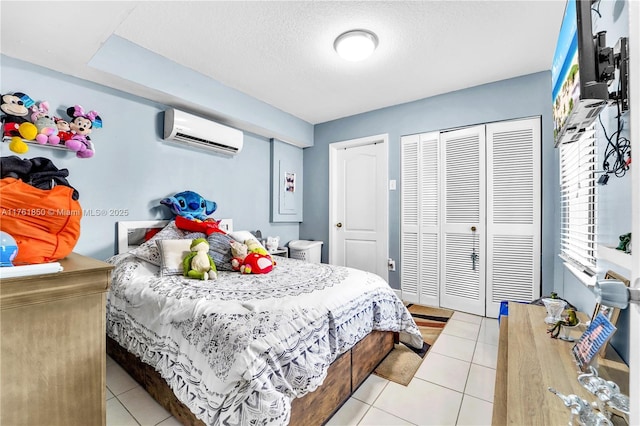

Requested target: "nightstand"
[
  {"left": 270, "top": 247, "right": 289, "bottom": 258},
  {"left": 0, "top": 253, "right": 113, "bottom": 426}
]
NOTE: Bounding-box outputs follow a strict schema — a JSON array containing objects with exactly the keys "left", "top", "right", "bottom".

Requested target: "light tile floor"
[{"left": 106, "top": 311, "right": 499, "bottom": 426}]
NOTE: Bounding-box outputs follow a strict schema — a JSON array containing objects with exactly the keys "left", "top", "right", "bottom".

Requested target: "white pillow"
[
  {"left": 129, "top": 221, "right": 205, "bottom": 266},
  {"left": 229, "top": 230, "right": 258, "bottom": 244},
  {"left": 156, "top": 239, "right": 192, "bottom": 276}
]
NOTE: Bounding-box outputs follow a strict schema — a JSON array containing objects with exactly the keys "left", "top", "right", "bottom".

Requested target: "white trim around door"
[{"left": 329, "top": 134, "right": 389, "bottom": 282}]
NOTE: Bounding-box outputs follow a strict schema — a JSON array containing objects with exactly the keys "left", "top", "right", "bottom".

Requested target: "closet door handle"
[{"left": 336, "top": 222, "right": 343, "bottom": 228}]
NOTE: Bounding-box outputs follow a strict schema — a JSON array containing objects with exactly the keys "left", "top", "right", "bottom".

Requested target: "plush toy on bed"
[
  {"left": 229, "top": 239, "right": 273, "bottom": 274},
  {"left": 182, "top": 238, "right": 217, "bottom": 280},
  {"left": 239, "top": 253, "right": 274, "bottom": 274},
  {"left": 160, "top": 190, "right": 225, "bottom": 236},
  {"left": 230, "top": 239, "right": 248, "bottom": 271},
  {"left": 245, "top": 239, "right": 276, "bottom": 267}
]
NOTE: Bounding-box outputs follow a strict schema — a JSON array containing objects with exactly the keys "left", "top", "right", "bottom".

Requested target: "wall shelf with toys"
[
  {"left": 1, "top": 92, "right": 102, "bottom": 159},
  {"left": 1, "top": 136, "right": 78, "bottom": 152}
]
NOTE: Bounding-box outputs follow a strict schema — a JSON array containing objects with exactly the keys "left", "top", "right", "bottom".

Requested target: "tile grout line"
[{"left": 109, "top": 391, "right": 142, "bottom": 426}]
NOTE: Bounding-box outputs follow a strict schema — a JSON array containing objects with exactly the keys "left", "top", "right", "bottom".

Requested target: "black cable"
[
  {"left": 591, "top": 0, "right": 602, "bottom": 18},
  {"left": 599, "top": 96, "right": 631, "bottom": 178}
]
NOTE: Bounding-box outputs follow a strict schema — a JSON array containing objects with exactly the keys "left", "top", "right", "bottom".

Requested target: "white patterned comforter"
[{"left": 106, "top": 254, "right": 423, "bottom": 426}]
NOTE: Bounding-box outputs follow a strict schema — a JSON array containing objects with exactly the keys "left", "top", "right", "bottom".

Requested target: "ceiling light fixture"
[{"left": 334, "top": 29, "right": 378, "bottom": 62}]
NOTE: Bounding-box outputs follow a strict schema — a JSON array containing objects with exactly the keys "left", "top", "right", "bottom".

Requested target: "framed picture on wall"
[{"left": 285, "top": 172, "right": 296, "bottom": 193}]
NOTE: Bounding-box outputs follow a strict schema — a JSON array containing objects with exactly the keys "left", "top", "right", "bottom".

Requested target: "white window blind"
[{"left": 559, "top": 124, "right": 597, "bottom": 276}]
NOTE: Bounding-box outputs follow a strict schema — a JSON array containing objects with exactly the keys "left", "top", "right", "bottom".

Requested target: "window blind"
[{"left": 559, "top": 124, "right": 597, "bottom": 276}]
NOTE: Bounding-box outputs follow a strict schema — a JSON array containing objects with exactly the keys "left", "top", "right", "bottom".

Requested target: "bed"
[{"left": 106, "top": 220, "right": 424, "bottom": 425}]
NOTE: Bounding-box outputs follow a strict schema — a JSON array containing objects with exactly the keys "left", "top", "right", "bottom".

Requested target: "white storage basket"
[{"left": 288, "top": 240, "right": 323, "bottom": 263}]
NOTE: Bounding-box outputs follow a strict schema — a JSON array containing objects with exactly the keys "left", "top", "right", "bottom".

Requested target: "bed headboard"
[{"left": 117, "top": 219, "right": 233, "bottom": 254}]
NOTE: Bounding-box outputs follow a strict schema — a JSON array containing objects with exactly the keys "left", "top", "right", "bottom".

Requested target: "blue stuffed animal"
[{"left": 160, "top": 190, "right": 217, "bottom": 221}]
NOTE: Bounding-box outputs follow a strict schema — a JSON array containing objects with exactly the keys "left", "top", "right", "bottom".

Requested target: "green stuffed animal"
[
  {"left": 183, "top": 238, "right": 217, "bottom": 280},
  {"left": 245, "top": 239, "right": 269, "bottom": 256}
]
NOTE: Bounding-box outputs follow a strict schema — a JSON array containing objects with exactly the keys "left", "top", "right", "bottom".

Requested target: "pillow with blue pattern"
[{"left": 207, "top": 232, "right": 234, "bottom": 271}]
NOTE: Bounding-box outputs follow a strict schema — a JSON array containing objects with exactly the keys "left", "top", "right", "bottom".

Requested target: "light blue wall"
[
  {"left": 2, "top": 0, "right": 630, "bottom": 363},
  {"left": 554, "top": 0, "right": 631, "bottom": 364},
  {"left": 1, "top": 55, "right": 300, "bottom": 261},
  {"left": 271, "top": 139, "right": 304, "bottom": 222},
  {"left": 90, "top": 36, "right": 314, "bottom": 148},
  {"left": 305, "top": 71, "right": 557, "bottom": 298},
  {"left": 305, "top": 0, "right": 631, "bottom": 364}
]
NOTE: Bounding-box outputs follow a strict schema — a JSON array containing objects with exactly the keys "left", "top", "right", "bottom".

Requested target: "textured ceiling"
[{"left": 1, "top": 1, "right": 566, "bottom": 124}]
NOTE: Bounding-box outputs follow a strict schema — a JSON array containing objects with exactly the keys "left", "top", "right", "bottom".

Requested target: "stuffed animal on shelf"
[
  {"left": 54, "top": 117, "right": 73, "bottom": 143},
  {"left": 30, "top": 101, "right": 60, "bottom": 145},
  {"left": 64, "top": 105, "right": 102, "bottom": 158},
  {"left": 1, "top": 92, "right": 37, "bottom": 153},
  {"left": 182, "top": 238, "right": 217, "bottom": 280}
]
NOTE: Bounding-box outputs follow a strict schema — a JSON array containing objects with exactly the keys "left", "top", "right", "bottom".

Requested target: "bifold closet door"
[
  {"left": 485, "top": 117, "right": 541, "bottom": 317},
  {"left": 401, "top": 118, "right": 540, "bottom": 317},
  {"left": 400, "top": 132, "right": 439, "bottom": 306},
  {"left": 439, "top": 125, "right": 486, "bottom": 316}
]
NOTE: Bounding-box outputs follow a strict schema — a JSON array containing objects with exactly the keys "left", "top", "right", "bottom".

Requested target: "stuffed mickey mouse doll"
[{"left": 1, "top": 92, "right": 38, "bottom": 153}]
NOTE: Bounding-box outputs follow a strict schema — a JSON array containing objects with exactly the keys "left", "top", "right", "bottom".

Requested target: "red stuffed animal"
[
  {"left": 54, "top": 117, "right": 74, "bottom": 143},
  {"left": 239, "top": 253, "right": 274, "bottom": 274},
  {"left": 175, "top": 215, "right": 224, "bottom": 236}
]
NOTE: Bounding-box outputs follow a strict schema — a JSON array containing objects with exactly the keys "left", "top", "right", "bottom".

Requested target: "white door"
[
  {"left": 329, "top": 135, "right": 388, "bottom": 280},
  {"left": 401, "top": 132, "right": 439, "bottom": 306},
  {"left": 440, "top": 125, "right": 486, "bottom": 316},
  {"left": 485, "top": 117, "right": 541, "bottom": 317},
  {"left": 400, "top": 119, "right": 540, "bottom": 316}
]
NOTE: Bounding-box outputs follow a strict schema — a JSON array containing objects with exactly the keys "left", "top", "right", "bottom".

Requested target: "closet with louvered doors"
[{"left": 400, "top": 117, "right": 541, "bottom": 318}]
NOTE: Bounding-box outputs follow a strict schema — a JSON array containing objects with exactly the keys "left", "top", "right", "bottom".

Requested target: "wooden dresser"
[
  {"left": 492, "top": 302, "right": 629, "bottom": 425},
  {"left": 0, "top": 253, "right": 113, "bottom": 426}
]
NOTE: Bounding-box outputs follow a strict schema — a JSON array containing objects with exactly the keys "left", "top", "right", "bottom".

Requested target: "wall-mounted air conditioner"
[{"left": 163, "top": 108, "right": 243, "bottom": 155}]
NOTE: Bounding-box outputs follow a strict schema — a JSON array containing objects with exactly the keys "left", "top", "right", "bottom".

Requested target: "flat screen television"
[{"left": 552, "top": 0, "right": 609, "bottom": 145}]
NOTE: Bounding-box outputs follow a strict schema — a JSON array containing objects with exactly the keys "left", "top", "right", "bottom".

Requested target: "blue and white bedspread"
[{"left": 106, "top": 254, "right": 423, "bottom": 426}]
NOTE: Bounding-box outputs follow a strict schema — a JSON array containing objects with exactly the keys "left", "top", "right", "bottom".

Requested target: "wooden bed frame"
[{"left": 107, "top": 330, "right": 394, "bottom": 425}]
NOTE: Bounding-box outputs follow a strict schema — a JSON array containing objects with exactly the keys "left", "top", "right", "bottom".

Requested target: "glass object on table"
[
  {"left": 560, "top": 323, "right": 580, "bottom": 342},
  {"left": 542, "top": 298, "right": 567, "bottom": 324}
]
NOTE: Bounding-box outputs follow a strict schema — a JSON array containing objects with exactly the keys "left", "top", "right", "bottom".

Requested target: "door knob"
[{"left": 336, "top": 222, "right": 343, "bottom": 228}]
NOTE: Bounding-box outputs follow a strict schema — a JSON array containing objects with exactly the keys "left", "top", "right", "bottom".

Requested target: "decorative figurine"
[
  {"left": 577, "top": 366, "right": 630, "bottom": 423},
  {"left": 548, "top": 387, "right": 613, "bottom": 426}
]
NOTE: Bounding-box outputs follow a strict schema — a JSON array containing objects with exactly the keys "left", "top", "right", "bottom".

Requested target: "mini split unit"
[{"left": 163, "top": 108, "right": 243, "bottom": 155}]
